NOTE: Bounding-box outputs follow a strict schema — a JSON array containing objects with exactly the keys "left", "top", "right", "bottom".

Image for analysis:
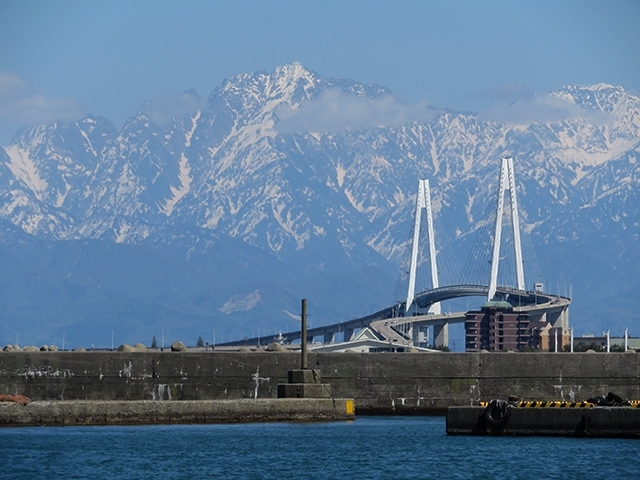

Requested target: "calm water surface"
[{"left": 2, "top": 416, "right": 639, "bottom": 479}]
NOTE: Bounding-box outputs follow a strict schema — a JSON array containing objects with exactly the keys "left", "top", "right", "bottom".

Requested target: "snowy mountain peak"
[
  {"left": 556, "top": 83, "right": 638, "bottom": 114},
  {"left": 0, "top": 66, "right": 638, "bottom": 258},
  {"left": 273, "top": 62, "right": 317, "bottom": 83},
  {"left": 0, "top": 64, "right": 639, "bottom": 345}
]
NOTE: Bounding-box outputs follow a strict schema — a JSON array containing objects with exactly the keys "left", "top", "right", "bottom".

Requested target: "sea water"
[{"left": 1, "top": 416, "right": 638, "bottom": 479}]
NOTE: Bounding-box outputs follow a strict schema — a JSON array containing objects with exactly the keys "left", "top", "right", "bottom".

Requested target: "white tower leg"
[
  {"left": 507, "top": 157, "right": 525, "bottom": 290},
  {"left": 405, "top": 179, "right": 439, "bottom": 315},
  {"left": 488, "top": 157, "right": 525, "bottom": 301}
]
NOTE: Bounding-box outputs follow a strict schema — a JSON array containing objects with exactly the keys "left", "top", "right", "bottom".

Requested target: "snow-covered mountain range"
[{"left": 1, "top": 63, "right": 638, "bottom": 348}]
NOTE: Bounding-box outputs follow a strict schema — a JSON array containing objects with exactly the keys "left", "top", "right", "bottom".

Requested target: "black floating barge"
[{"left": 447, "top": 401, "right": 640, "bottom": 438}]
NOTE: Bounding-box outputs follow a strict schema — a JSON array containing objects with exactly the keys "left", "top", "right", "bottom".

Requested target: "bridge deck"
[{"left": 220, "top": 286, "right": 571, "bottom": 347}]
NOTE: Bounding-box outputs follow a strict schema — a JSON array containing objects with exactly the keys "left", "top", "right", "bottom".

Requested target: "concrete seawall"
[
  {"left": 1, "top": 352, "right": 638, "bottom": 414},
  {"left": 0, "top": 398, "right": 355, "bottom": 427}
]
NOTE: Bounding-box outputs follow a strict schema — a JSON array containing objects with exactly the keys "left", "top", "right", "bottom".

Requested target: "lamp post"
[
  {"left": 301, "top": 298, "right": 308, "bottom": 370},
  {"left": 570, "top": 327, "right": 574, "bottom": 353}
]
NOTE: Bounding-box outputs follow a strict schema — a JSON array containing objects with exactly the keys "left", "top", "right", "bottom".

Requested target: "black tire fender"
[{"left": 485, "top": 399, "right": 511, "bottom": 427}]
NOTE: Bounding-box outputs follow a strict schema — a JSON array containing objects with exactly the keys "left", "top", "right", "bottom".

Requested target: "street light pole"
[
  {"left": 570, "top": 327, "right": 574, "bottom": 353},
  {"left": 301, "top": 298, "right": 308, "bottom": 370},
  {"left": 624, "top": 327, "right": 628, "bottom": 351}
]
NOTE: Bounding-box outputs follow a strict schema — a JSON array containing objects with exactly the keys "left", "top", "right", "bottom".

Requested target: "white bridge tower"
[
  {"left": 487, "top": 157, "right": 526, "bottom": 301},
  {"left": 405, "top": 178, "right": 439, "bottom": 315},
  {"left": 404, "top": 179, "right": 448, "bottom": 346}
]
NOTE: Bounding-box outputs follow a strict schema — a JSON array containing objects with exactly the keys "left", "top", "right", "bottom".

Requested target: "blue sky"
[{"left": 0, "top": 0, "right": 639, "bottom": 143}]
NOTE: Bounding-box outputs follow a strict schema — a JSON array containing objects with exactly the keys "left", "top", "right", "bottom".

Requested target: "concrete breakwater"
[
  {"left": 0, "top": 398, "right": 355, "bottom": 427},
  {"left": 1, "top": 351, "right": 638, "bottom": 414},
  {"left": 447, "top": 406, "right": 640, "bottom": 437}
]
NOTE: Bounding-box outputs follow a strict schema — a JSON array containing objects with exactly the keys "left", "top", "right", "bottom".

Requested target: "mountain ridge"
[{"left": 1, "top": 63, "right": 638, "bottom": 347}]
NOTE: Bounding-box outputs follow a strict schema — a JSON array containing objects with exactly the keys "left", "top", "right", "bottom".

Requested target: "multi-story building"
[{"left": 465, "top": 300, "right": 530, "bottom": 352}]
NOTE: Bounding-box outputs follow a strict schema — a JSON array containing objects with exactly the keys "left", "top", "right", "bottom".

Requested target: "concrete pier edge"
[
  {"left": 0, "top": 398, "right": 356, "bottom": 427},
  {"left": 446, "top": 406, "right": 640, "bottom": 438}
]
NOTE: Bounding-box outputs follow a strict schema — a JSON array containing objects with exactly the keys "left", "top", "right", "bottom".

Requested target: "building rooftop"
[{"left": 481, "top": 300, "right": 513, "bottom": 311}]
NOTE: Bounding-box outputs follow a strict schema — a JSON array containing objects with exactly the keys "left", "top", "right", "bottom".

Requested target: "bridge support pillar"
[
  {"left": 323, "top": 332, "right": 334, "bottom": 344},
  {"left": 561, "top": 307, "right": 569, "bottom": 329},
  {"left": 529, "top": 310, "right": 548, "bottom": 324},
  {"left": 547, "top": 307, "right": 569, "bottom": 329},
  {"left": 343, "top": 328, "right": 354, "bottom": 343},
  {"left": 433, "top": 323, "right": 449, "bottom": 348},
  {"left": 409, "top": 325, "right": 429, "bottom": 347},
  {"left": 411, "top": 325, "right": 420, "bottom": 347}
]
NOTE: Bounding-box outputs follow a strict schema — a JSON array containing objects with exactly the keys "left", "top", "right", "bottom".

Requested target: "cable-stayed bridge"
[{"left": 222, "top": 158, "right": 571, "bottom": 348}]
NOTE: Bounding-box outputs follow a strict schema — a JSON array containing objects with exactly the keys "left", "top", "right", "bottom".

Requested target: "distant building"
[
  {"left": 464, "top": 300, "right": 575, "bottom": 352},
  {"left": 528, "top": 321, "right": 571, "bottom": 352},
  {"left": 309, "top": 327, "right": 437, "bottom": 353},
  {"left": 465, "top": 301, "right": 530, "bottom": 352}
]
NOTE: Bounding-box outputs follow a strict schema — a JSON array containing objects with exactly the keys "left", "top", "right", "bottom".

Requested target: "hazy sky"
[{"left": 1, "top": 0, "right": 639, "bottom": 143}]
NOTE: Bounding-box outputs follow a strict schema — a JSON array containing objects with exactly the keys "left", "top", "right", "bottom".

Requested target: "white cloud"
[
  {"left": 140, "top": 90, "right": 205, "bottom": 127},
  {"left": 275, "top": 89, "right": 438, "bottom": 134},
  {"left": 0, "top": 72, "right": 28, "bottom": 96},
  {"left": 0, "top": 71, "right": 83, "bottom": 131},
  {"left": 479, "top": 93, "right": 612, "bottom": 125}
]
